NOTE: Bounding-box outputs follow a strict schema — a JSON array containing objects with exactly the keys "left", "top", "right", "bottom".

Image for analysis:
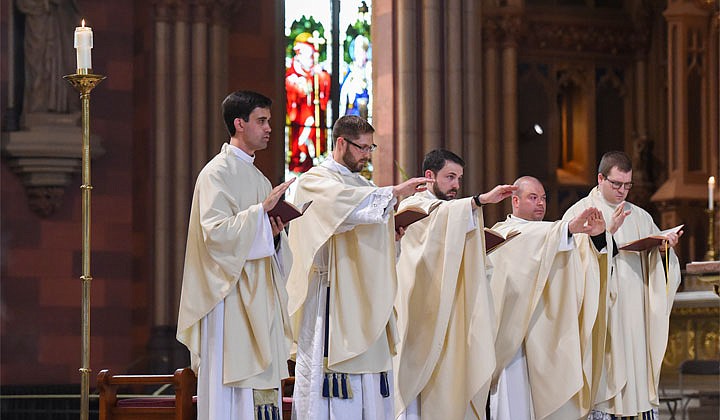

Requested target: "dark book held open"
[
  {"left": 484, "top": 228, "right": 520, "bottom": 254},
  {"left": 268, "top": 200, "right": 312, "bottom": 224},
  {"left": 394, "top": 201, "right": 441, "bottom": 231}
]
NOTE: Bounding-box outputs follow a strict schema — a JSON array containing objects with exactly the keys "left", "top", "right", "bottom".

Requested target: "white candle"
[
  {"left": 74, "top": 20, "right": 93, "bottom": 72},
  {"left": 710, "top": 176, "right": 715, "bottom": 211}
]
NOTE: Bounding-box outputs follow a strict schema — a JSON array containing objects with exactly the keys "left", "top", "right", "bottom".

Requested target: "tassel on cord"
[
  {"left": 322, "top": 374, "right": 329, "bottom": 397},
  {"left": 340, "top": 373, "right": 349, "bottom": 399},
  {"left": 252, "top": 389, "right": 279, "bottom": 420},
  {"left": 332, "top": 373, "right": 340, "bottom": 397},
  {"left": 380, "top": 372, "right": 390, "bottom": 397}
]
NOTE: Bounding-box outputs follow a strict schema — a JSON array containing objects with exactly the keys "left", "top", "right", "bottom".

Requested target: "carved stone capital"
[
  {"left": 483, "top": 13, "right": 522, "bottom": 47},
  {"left": 499, "top": 15, "right": 523, "bottom": 46},
  {"left": 26, "top": 187, "right": 66, "bottom": 217},
  {"left": 482, "top": 18, "right": 500, "bottom": 48},
  {"left": 1, "top": 112, "right": 105, "bottom": 217},
  {"left": 522, "top": 19, "right": 647, "bottom": 56}
]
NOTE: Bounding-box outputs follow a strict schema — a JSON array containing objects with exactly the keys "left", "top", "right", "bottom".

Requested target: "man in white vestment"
[
  {"left": 286, "top": 115, "right": 433, "bottom": 420},
  {"left": 393, "top": 149, "right": 517, "bottom": 420},
  {"left": 177, "top": 91, "right": 296, "bottom": 419},
  {"left": 563, "top": 151, "right": 682, "bottom": 420},
  {"left": 489, "top": 176, "right": 609, "bottom": 420}
]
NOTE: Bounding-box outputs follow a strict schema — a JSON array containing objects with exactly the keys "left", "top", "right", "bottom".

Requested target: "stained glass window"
[{"left": 284, "top": 0, "right": 372, "bottom": 198}]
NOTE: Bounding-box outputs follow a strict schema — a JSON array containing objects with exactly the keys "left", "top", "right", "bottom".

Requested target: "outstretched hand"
[
  {"left": 262, "top": 178, "right": 295, "bottom": 213},
  {"left": 392, "top": 177, "right": 435, "bottom": 198},
  {"left": 608, "top": 201, "right": 631, "bottom": 234},
  {"left": 263, "top": 179, "right": 296, "bottom": 236},
  {"left": 477, "top": 184, "right": 518, "bottom": 205},
  {"left": 569, "top": 207, "right": 606, "bottom": 236}
]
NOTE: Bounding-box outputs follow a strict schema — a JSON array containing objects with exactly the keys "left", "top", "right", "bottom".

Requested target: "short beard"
[
  {"left": 342, "top": 148, "right": 367, "bottom": 173},
  {"left": 433, "top": 183, "right": 457, "bottom": 201}
]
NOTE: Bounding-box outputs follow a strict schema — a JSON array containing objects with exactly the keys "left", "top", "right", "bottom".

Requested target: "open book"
[
  {"left": 267, "top": 200, "right": 312, "bottom": 224},
  {"left": 394, "top": 201, "right": 442, "bottom": 231},
  {"left": 618, "top": 224, "right": 684, "bottom": 252},
  {"left": 484, "top": 227, "right": 520, "bottom": 254}
]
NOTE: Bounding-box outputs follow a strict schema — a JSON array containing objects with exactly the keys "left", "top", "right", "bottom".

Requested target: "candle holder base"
[{"left": 706, "top": 208, "right": 717, "bottom": 262}]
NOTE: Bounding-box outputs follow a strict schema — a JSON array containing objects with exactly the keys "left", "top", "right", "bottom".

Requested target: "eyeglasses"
[
  {"left": 342, "top": 137, "right": 377, "bottom": 153},
  {"left": 602, "top": 175, "right": 634, "bottom": 191}
]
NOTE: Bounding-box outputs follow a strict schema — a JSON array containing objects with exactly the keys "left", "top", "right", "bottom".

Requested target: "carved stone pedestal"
[{"left": 1, "top": 112, "right": 104, "bottom": 216}]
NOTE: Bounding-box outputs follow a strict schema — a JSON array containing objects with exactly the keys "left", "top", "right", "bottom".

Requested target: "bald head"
[{"left": 511, "top": 176, "right": 547, "bottom": 221}]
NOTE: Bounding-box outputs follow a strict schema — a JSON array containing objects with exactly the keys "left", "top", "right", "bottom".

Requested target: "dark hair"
[
  {"left": 598, "top": 151, "right": 632, "bottom": 176},
  {"left": 222, "top": 90, "right": 272, "bottom": 136},
  {"left": 331, "top": 115, "right": 375, "bottom": 146},
  {"left": 422, "top": 149, "right": 465, "bottom": 174}
]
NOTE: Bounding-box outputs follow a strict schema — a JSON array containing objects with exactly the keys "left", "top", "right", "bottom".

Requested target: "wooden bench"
[{"left": 97, "top": 368, "right": 197, "bottom": 420}]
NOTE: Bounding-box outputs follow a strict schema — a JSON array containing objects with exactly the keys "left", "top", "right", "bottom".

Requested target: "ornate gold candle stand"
[
  {"left": 706, "top": 208, "right": 716, "bottom": 261},
  {"left": 63, "top": 71, "right": 105, "bottom": 420}
]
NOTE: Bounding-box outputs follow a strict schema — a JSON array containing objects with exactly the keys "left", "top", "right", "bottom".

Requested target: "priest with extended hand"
[
  {"left": 489, "top": 176, "right": 609, "bottom": 420},
  {"left": 286, "top": 115, "right": 433, "bottom": 420},
  {"left": 393, "top": 149, "right": 516, "bottom": 420}
]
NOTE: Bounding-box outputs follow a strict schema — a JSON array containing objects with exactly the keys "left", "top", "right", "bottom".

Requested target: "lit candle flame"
[{"left": 81, "top": 19, "right": 85, "bottom": 27}]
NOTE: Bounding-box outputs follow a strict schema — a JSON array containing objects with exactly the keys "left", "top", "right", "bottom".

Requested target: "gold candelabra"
[
  {"left": 706, "top": 208, "right": 717, "bottom": 261},
  {"left": 63, "top": 71, "right": 105, "bottom": 420}
]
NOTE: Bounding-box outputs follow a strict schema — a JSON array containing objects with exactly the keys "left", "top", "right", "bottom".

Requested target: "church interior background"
[{"left": 1, "top": 0, "right": 718, "bottom": 417}]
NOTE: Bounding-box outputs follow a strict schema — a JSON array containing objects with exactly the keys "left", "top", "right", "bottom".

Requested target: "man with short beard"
[
  {"left": 393, "top": 149, "right": 517, "bottom": 420},
  {"left": 286, "top": 115, "right": 433, "bottom": 420}
]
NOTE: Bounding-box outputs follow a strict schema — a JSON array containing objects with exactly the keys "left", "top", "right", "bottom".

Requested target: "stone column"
[
  {"left": 153, "top": 0, "right": 172, "bottom": 328},
  {"left": 483, "top": 22, "right": 500, "bottom": 189},
  {"left": 191, "top": 1, "right": 210, "bottom": 178},
  {"left": 208, "top": 23, "right": 227, "bottom": 154},
  {"left": 172, "top": 1, "right": 192, "bottom": 311},
  {"left": 463, "top": 0, "right": 483, "bottom": 196},
  {"left": 371, "top": 0, "right": 398, "bottom": 186},
  {"left": 445, "top": 0, "right": 463, "bottom": 156},
  {"left": 501, "top": 16, "right": 519, "bottom": 185},
  {"left": 396, "top": 0, "right": 418, "bottom": 179},
  {"left": 421, "top": 0, "right": 442, "bottom": 153}
]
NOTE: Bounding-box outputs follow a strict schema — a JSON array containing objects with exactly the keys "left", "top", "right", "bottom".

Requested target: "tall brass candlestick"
[
  {"left": 63, "top": 72, "right": 105, "bottom": 420},
  {"left": 707, "top": 208, "right": 717, "bottom": 261}
]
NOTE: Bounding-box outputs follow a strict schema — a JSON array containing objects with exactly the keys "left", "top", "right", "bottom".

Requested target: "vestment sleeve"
[{"left": 336, "top": 186, "right": 396, "bottom": 233}]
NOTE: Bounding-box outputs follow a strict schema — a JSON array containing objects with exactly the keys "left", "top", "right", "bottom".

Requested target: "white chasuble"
[
  {"left": 563, "top": 187, "right": 680, "bottom": 417},
  {"left": 489, "top": 216, "right": 604, "bottom": 420},
  {"left": 287, "top": 158, "right": 399, "bottom": 420},
  {"left": 394, "top": 191, "right": 496, "bottom": 420},
  {"left": 176, "top": 143, "right": 293, "bottom": 418}
]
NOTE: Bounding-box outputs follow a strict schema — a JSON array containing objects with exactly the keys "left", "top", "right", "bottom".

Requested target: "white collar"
[
  {"left": 227, "top": 143, "right": 255, "bottom": 163},
  {"left": 321, "top": 154, "right": 354, "bottom": 176},
  {"left": 507, "top": 214, "right": 530, "bottom": 223}
]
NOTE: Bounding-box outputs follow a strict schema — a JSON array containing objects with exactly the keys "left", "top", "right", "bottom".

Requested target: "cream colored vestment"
[
  {"left": 563, "top": 187, "right": 680, "bottom": 417},
  {"left": 287, "top": 157, "right": 399, "bottom": 420},
  {"left": 489, "top": 216, "right": 605, "bottom": 420},
  {"left": 176, "top": 143, "right": 293, "bottom": 418},
  {"left": 394, "top": 191, "right": 496, "bottom": 420}
]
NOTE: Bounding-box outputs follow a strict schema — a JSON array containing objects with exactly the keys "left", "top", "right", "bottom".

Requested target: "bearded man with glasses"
[
  {"left": 287, "top": 115, "right": 433, "bottom": 420},
  {"left": 562, "top": 151, "right": 683, "bottom": 420}
]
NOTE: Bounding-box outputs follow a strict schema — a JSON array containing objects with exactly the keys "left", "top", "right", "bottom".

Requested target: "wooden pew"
[{"left": 97, "top": 368, "right": 196, "bottom": 420}]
